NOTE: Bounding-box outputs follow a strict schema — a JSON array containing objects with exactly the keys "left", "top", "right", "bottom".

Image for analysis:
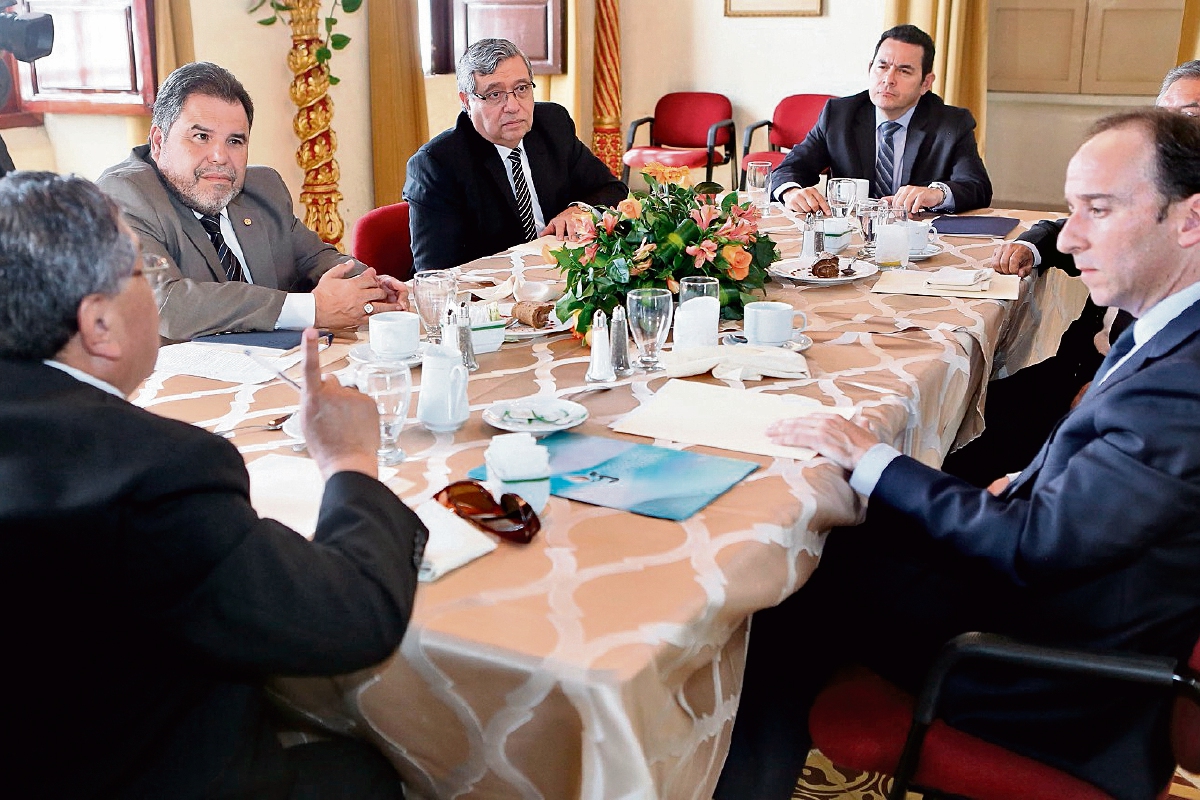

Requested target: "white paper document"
[
  {"left": 871, "top": 269, "right": 1020, "bottom": 300},
  {"left": 156, "top": 342, "right": 304, "bottom": 384},
  {"left": 610, "top": 379, "right": 855, "bottom": 460}
]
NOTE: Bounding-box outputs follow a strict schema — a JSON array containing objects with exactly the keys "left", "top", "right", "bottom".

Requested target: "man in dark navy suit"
[
  {"left": 771, "top": 24, "right": 991, "bottom": 217},
  {"left": 405, "top": 38, "right": 627, "bottom": 272},
  {"left": 718, "top": 109, "right": 1200, "bottom": 800}
]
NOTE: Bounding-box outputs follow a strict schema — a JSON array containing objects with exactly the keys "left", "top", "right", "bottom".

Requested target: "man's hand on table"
[
  {"left": 766, "top": 413, "right": 881, "bottom": 472},
  {"left": 313, "top": 261, "right": 406, "bottom": 329},
  {"left": 989, "top": 242, "right": 1036, "bottom": 278},
  {"left": 887, "top": 185, "right": 946, "bottom": 216},
  {"left": 541, "top": 206, "right": 591, "bottom": 240},
  {"left": 781, "top": 186, "right": 832, "bottom": 216},
  {"left": 298, "top": 327, "right": 380, "bottom": 480}
]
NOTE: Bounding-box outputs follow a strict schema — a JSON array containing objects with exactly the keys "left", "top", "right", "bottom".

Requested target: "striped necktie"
[
  {"left": 507, "top": 147, "right": 538, "bottom": 242},
  {"left": 873, "top": 120, "right": 902, "bottom": 198},
  {"left": 199, "top": 213, "right": 246, "bottom": 282}
]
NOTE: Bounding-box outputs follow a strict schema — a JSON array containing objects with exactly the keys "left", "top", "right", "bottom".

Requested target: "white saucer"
[
  {"left": 281, "top": 413, "right": 303, "bottom": 441},
  {"left": 770, "top": 257, "right": 878, "bottom": 286},
  {"left": 483, "top": 397, "right": 589, "bottom": 434},
  {"left": 907, "top": 243, "right": 944, "bottom": 261},
  {"left": 722, "top": 331, "right": 813, "bottom": 352},
  {"left": 348, "top": 342, "right": 424, "bottom": 367}
]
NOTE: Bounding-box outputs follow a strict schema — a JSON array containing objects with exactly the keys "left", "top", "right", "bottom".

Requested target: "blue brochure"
[{"left": 468, "top": 432, "right": 758, "bottom": 521}]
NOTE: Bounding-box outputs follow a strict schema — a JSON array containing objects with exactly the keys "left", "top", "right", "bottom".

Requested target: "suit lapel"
[
  {"left": 853, "top": 100, "right": 876, "bottom": 179},
  {"left": 466, "top": 115, "right": 522, "bottom": 221},
  {"left": 900, "top": 104, "right": 929, "bottom": 187},
  {"left": 172, "top": 198, "right": 224, "bottom": 282},
  {"left": 525, "top": 127, "right": 552, "bottom": 217},
  {"left": 226, "top": 195, "right": 277, "bottom": 288}
]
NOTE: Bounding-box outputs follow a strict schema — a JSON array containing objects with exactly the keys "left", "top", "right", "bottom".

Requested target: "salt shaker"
[
  {"left": 610, "top": 304, "right": 633, "bottom": 376},
  {"left": 457, "top": 301, "right": 478, "bottom": 372},
  {"left": 441, "top": 307, "right": 460, "bottom": 356},
  {"left": 802, "top": 213, "right": 817, "bottom": 258},
  {"left": 585, "top": 310, "right": 616, "bottom": 383}
]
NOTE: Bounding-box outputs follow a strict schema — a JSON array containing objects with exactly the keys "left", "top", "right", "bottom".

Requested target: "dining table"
[{"left": 136, "top": 206, "right": 1084, "bottom": 800}]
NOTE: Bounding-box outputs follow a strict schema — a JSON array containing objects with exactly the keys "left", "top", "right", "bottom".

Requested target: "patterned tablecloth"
[{"left": 135, "top": 209, "right": 1083, "bottom": 800}]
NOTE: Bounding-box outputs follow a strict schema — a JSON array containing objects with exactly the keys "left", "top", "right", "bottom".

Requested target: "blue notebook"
[
  {"left": 467, "top": 432, "right": 758, "bottom": 521},
  {"left": 191, "top": 330, "right": 333, "bottom": 350},
  {"left": 930, "top": 216, "right": 1020, "bottom": 238}
]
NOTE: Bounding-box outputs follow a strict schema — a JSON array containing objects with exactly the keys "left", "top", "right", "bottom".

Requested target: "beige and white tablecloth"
[{"left": 136, "top": 209, "right": 1082, "bottom": 800}]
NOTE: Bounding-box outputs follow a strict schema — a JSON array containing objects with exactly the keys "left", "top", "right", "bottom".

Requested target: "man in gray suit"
[{"left": 99, "top": 62, "right": 408, "bottom": 341}]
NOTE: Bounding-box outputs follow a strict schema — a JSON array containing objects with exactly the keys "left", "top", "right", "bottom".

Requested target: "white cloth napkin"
[
  {"left": 413, "top": 499, "right": 498, "bottom": 582},
  {"left": 246, "top": 454, "right": 402, "bottom": 538},
  {"left": 925, "top": 267, "right": 994, "bottom": 289},
  {"left": 660, "top": 344, "right": 810, "bottom": 382},
  {"left": 467, "top": 275, "right": 516, "bottom": 301}
]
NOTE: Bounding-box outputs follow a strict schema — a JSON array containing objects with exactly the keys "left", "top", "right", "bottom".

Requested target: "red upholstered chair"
[
  {"left": 622, "top": 92, "right": 736, "bottom": 187},
  {"left": 809, "top": 632, "right": 1200, "bottom": 800},
  {"left": 740, "top": 93, "right": 835, "bottom": 189},
  {"left": 352, "top": 201, "right": 413, "bottom": 282}
]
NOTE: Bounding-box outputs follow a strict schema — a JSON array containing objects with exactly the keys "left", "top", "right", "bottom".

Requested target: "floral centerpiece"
[{"left": 549, "top": 164, "right": 780, "bottom": 336}]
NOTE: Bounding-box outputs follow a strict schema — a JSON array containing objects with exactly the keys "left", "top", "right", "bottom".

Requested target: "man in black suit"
[
  {"left": 0, "top": 172, "right": 427, "bottom": 798},
  {"left": 717, "top": 109, "right": 1200, "bottom": 800},
  {"left": 943, "top": 61, "right": 1200, "bottom": 485},
  {"left": 771, "top": 24, "right": 991, "bottom": 216},
  {"left": 404, "top": 38, "right": 628, "bottom": 272}
]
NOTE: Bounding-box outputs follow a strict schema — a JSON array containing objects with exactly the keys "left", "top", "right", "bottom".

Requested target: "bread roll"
[{"left": 513, "top": 301, "right": 554, "bottom": 328}]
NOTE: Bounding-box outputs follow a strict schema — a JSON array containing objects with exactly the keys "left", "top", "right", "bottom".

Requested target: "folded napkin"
[
  {"left": 468, "top": 275, "right": 516, "bottom": 302},
  {"left": 413, "top": 499, "right": 498, "bottom": 582},
  {"left": 925, "top": 267, "right": 994, "bottom": 290},
  {"left": 246, "top": 454, "right": 403, "bottom": 538},
  {"left": 660, "top": 344, "right": 810, "bottom": 382}
]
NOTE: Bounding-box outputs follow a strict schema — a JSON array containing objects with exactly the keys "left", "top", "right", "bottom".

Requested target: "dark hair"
[
  {"left": 1088, "top": 108, "right": 1200, "bottom": 218},
  {"left": 151, "top": 61, "right": 254, "bottom": 136},
  {"left": 0, "top": 172, "right": 137, "bottom": 360},
  {"left": 1160, "top": 60, "right": 1200, "bottom": 100},
  {"left": 874, "top": 24, "right": 936, "bottom": 77},
  {"left": 456, "top": 38, "right": 533, "bottom": 96}
]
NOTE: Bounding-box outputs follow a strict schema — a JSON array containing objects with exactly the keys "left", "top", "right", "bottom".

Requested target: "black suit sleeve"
[
  {"left": 769, "top": 103, "right": 833, "bottom": 195},
  {"left": 1018, "top": 218, "right": 1076, "bottom": 275},
  {"left": 554, "top": 110, "right": 627, "bottom": 211},
  {"left": 937, "top": 108, "right": 992, "bottom": 213},
  {"left": 404, "top": 145, "right": 466, "bottom": 273}
]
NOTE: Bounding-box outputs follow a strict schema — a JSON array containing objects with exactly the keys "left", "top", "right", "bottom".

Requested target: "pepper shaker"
[
  {"left": 610, "top": 304, "right": 633, "bottom": 376},
  {"left": 457, "top": 302, "right": 478, "bottom": 372}
]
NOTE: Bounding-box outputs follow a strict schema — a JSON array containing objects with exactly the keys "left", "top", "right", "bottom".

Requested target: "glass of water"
[
  {"left": 852, "top": 198, "right": 886, "bottom": 257},
  {"left": 826, "top": 178, "right": 857, "bottom": 218},
  {"left": 413, "top": 270, "right": 457, "bottom": 345},
  {"left": 626, "top": 288, "right": 673, "bottom": 371},
  {"left": 744, "top": 161, "right": 772, "bottom": 214},
  {"left": 357, "top": 362, "right": 412, "bottom": 466}
]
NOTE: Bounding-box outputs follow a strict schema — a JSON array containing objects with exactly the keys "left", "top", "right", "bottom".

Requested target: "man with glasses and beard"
[
  {"left": 404, "top": 38, "right": 627, "bottom": 273},
  {"left": 99, "top": 62, "right": 409, "bottom": 342}
]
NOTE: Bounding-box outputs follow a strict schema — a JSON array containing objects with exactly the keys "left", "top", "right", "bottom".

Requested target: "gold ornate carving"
[
  {"left": 591, "top": 0, "right": 623, "bottom": 177},
  {"left": 286, "top": 0, "right": 344, "bottom": 249}
]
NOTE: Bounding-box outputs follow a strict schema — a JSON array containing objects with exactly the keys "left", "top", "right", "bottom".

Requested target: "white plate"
[
  {"left": 281, "top": 413, "right": 303, "bottom": 441},
  {"left": 770, "top": 257, "right": 878, "bottom": 286},
  {"left": 907, "top": 243, "right": 944, "bottom": 261},
  {"left": 348, "top": 342, "right": 424, "bottom": 367},
  {"left": 722, "top": 331, "right": 813, "bottom": 352},
  {"left": 483, "top": 397, "right": 589, "bottom": 434}
]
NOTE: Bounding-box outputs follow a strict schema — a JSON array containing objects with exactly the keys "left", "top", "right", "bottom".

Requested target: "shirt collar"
[
  {"left": 191, "top": 207, "right": 230, "bottom": 223},
  {"left": 43, "top": 360, "right": 126, "bottom": 399},
  {"left": 495, "top": 140, "right": 526, "bottom": 160},
  {"left": 875, "top": 103, "right": 918, "bottom": 130},
  {"left": 1131, "top": 280, "right": 1200, "bottom": 348}
]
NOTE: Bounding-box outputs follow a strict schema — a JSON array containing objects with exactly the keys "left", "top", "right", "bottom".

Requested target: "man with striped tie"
[
  {"left": 404, "top": 38, "right": 628, "bottom": 273},
  {"left": 771, "top": 24, "right": 992, "bottom": 217},
  {"left": 99, "top": 62, "right": 409, "bottom": 342}
]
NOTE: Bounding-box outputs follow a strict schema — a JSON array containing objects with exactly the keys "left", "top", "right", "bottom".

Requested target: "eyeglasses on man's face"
[{"left": 473, "top": 81, "right": 536, "bottom": 107}]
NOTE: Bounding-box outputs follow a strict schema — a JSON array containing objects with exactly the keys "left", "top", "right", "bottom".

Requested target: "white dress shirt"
[{"left": 494, "top": 141, "right": 547, "bottom": 231}]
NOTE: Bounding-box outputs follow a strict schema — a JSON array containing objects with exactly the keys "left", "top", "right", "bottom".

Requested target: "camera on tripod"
[{"left": 0, "top": 0, "right": 52, "bottom": 63}]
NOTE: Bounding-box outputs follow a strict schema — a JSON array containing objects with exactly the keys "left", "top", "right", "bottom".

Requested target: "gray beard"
[{"left": 156, "top": 163, "right": 240, "bottom": 216}]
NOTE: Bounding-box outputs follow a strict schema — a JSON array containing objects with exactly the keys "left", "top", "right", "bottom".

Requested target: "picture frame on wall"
[{"left": 724, "top": 0, "right": 821, "bottom": 16}]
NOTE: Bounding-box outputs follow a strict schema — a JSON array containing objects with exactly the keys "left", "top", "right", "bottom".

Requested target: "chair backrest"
[
  {"left": 768, "top": 93, "right": 836, "bottom": 149},
  {"left": 352, "top": 201, "right": 413, "bottom": 282},
  {"left": 652, "top": 92, "right": 733, "bottom": 148}
]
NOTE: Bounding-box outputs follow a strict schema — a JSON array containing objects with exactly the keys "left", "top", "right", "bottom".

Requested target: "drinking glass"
[
  {"left": 626, "top": 288, "right": 673, "bottom": 372},
  {"left": 675, "top": 276, "right": 720, "bottom": 349},
  {"left": 826, "top": 178, "right": 857, "bottom": 218},
  {"left": 874, "top": 206, "right": 911, "bottom": 269},
  {"left": 852, "top": 199, "right": 886, "bottom": 257},
  {"left": 357, "top": 362, "right": 412, "bottom": 466},
  {"left": 679, "top": 275, "right": 719, "bottom": 305},
  {"left": 744, "top": 161, "right": 772, "bottom": 214},
  {"left": 413, "top": 270, "right": 457, "bottom": 344}
]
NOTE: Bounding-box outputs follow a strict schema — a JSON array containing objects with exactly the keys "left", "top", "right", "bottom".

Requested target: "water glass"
[
  {"left": 874, "top": 206, "right": 911, "bottom": 269},
  {"left": 826, "top": 178, "right": 857, "bottom": 218},
  {"left": 744, "top": 161, "right": 772, "bottom": 213},
  {"left": 675, "top": 276, "right": 720, "bottom": 350},
  {"left": 679, "top": 275, "right": 720, "bottom": 305},
  {"left": 626, "top": 288, "right": 673, "bottom": 371},
  {"left": 413, "top": 270, "right": 457, "bottom": 344},
  {"left": 853, "top": 199, "right": 886, "bottom": 256},
  {"left": 357, "top": 362, "right": 412, "bottom": 466}
]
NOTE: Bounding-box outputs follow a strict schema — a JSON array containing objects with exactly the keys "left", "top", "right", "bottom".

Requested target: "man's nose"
[
  {"left": 205, "top": 141, "right": 229, "bottom": 163},
  {"left": 501, "top": 90, "right": 521, "bottom": 112},
  {"left": 1058, "top": 213, "right": 1082, "bottom": 253}
]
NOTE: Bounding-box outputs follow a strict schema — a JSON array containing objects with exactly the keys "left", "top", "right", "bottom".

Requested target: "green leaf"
[
  {"left": 248, "top": 0, "right": 269, "bottom": 11},
  {"left": 342, "top": 0, "right": 363, "bottom": 11},
  {"left": 694, "top": 181, "right": 723, "bottom": 196},
  {"left": 270, "top": 0, "right": 291, "bottom": 10},
  {"left": 325, "top": 16, "right": 336, "bottom": 31},
  {"left": 330, "top": 33, "right": 351, "bottom": 50},
  {"left": 607, "top": 257, "right": 630, "bottom": 284},
  {"left": 257, "top": 14, "right": 278, "bottom": 25},
  {"left": 316, "top": 46, "right": 332, "bottom": 63},
  {"left": 328, "top": 74, "right": 341, "bottom": 85}
]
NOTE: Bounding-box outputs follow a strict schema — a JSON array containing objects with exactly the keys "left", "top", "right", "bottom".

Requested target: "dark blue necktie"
[
  {"left": 199, "top": 213, "right": 246, "bottom": 282},
  {"left": 1079, "top": 325, "right": 1137, "bottom": 404},
  {"left": 873, "top": 121, "right": 902, "bottom": 198}
]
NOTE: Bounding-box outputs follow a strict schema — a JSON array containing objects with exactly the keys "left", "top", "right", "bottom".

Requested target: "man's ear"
[
  {"left": 921, "top": 72, "right": 936, "bottom": 94},
  {"left": 148, "top": 124, "right": 165, "bottom": 160},
  {"left": 458, "top": 91, "right": 470, "bottom": 114},
  {"left": 75, "top": 293, "right": 122, "bottom": 362}
]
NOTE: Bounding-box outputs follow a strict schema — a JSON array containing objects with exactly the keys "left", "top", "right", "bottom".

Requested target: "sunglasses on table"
[{"left": 434, "top": 480, "right": 541, "bottom": 544}]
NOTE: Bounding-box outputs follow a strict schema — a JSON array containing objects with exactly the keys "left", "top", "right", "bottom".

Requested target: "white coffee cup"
[
  {"left": 743, "top": 301, "right": 808, "bottom": 347},
  {"left": 853, "top": 178, "right": 870, "bottom": 203},
  {"left": 905, "top": 219, "right": 933, "bottom": 254},
  {"left": 369, "top": 310, "right": 420, "bottom": 358}
]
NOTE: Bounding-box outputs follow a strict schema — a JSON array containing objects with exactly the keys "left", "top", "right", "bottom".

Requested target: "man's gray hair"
[
  {"left": 456, "top": 38, "right": 533, "bottom": 96},
  {"left": 151, "top": 61, "right": 255, "bottom": 136},
  {"left": 1160, "top": 60, "right": 1200, "bottom": 101},
  {"left": 0, "top": 172, "right": 138, "bottom": 360}
]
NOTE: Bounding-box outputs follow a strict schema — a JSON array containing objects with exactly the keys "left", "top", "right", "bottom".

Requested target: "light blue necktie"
[{"left": 873, "top": 121, "right": 902, "bottom": 198}]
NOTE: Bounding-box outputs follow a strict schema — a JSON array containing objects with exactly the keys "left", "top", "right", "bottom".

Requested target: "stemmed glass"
[
  {"left": 357, "top": 362, "right": 412, "bottom": 466},
  {"left": 413, "top": 270, "right": 457, "bottom": 344},
  {"left": 852, "top": 199, "right": 886, "bottom": 257},
  {"left": 827, "top": 179, "right": 857, "bottom": 218},
  {"left": 626, "top": 287, "right": 673, "bottom": 371}
]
